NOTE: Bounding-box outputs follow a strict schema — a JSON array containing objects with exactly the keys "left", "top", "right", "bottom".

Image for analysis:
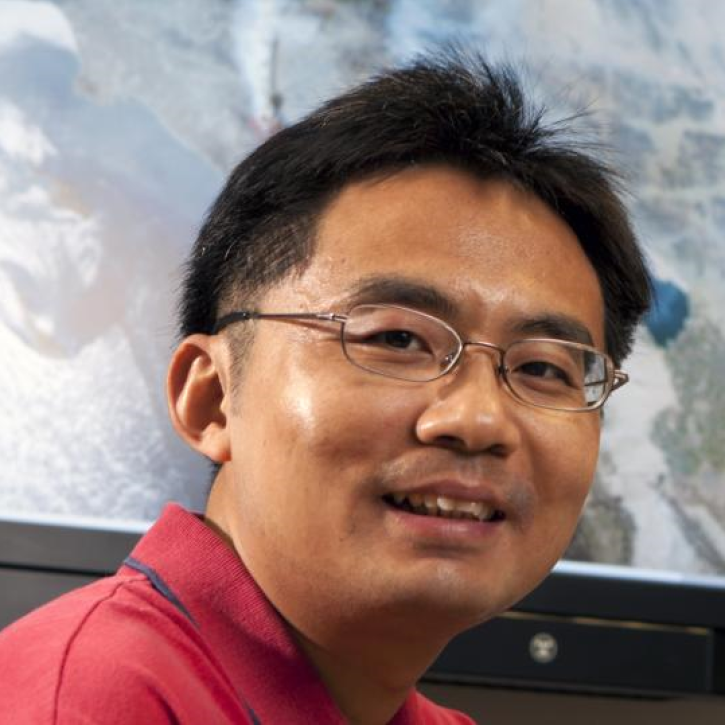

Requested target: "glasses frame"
[{"left": 213, "top": 304, "right": 628, "bottom": 413}]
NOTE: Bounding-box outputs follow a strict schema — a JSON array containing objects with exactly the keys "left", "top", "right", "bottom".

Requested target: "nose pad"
[{"left": 415, "top": 349, "right": 522, "bottom": 455}]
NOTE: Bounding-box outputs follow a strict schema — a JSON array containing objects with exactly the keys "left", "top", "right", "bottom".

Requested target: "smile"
[{"left": 383, "top": 493, "right": 505, "bottom": 523}]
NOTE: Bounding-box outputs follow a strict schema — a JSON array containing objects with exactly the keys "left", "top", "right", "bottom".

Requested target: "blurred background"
[{"left": 2, "top": 0, "right": 724, "bottom": 580}]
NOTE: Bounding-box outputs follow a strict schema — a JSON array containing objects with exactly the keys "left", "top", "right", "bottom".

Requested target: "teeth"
[
  {"left": 424, "top": 494, "right": 438, "bottom": 514},
  {"left": 407, "top": 493, "right": 427, "bottom": 514},
  {"left": 388, "top": 493, "right": 498, "bottom": 522},
  {"left": 460, "top": 501, "right": 493, "bottom": 521},
  {"left": 436, "top": 496, "right": 456, "bottom": 512}
]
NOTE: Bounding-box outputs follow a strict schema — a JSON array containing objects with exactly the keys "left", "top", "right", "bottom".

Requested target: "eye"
[
  {"left": 368, "top": 329, "right": 428, "bottom": 352},
  {"left": 517, "top": 360, "right": 573, "bottom": 384},
  {"left": 342, "top": 305, "right": 456, "bottom": 371}
]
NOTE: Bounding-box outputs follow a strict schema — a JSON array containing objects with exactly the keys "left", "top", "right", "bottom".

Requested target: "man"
[{"left": 0, "top": 50, "right": 651, "bottom": 723}]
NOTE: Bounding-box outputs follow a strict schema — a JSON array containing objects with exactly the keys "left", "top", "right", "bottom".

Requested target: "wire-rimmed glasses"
[{"left": 214, "top": 304, "right": 628, "bottom": 412}]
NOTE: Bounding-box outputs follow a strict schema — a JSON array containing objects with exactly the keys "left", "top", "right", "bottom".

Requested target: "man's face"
[{"left": 218, "top": 166, "right": 605, "bottom": 640}]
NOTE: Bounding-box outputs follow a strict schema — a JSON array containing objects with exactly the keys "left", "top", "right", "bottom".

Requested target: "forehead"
[{"left": 271, "top": 165, "right": 605, "bottom": 347}]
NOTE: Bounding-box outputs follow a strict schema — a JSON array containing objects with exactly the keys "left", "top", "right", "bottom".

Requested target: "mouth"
[{"left": 382, "top": 492, "right": 506, "bottom": 523}]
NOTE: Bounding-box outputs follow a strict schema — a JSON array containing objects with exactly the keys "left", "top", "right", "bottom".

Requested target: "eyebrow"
[
  {"left": 511, "top": 315, "right": 595, "bottom": 346},
  {"left": 339, "top": 275, "right": 596, "bottom": 346},
  {"left": 341, "top": 276, "right": 458, "bottom": 319}
]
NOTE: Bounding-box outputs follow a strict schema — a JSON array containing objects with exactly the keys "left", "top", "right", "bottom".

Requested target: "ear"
[{"left": 167, "top": 334, "right": 232, "bottom": 463}]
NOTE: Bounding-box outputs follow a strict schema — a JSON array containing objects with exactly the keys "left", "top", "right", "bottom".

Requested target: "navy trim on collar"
[
  {"left": 123, "top": 555, "right": 263, "bottom": 723},
  {"left": 123, "top": 555, "right": 197, "bottom": 626}
]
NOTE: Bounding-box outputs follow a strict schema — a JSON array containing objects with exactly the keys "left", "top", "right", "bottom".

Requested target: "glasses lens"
[
  {"left": 504, "top": 340, "right": 610, "bottom": 410},
  {"left": 342, "top": 305, "right": 460, "bottom": 381}
]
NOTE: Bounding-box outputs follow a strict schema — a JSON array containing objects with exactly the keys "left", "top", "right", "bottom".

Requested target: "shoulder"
[{"left": 0, "top": 573, "right": 220, "bottom": 723}]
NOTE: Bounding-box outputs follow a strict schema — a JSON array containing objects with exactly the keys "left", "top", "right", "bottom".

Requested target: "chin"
[{"left": 386, "top": 573, "right": 516, "bottom": 633}]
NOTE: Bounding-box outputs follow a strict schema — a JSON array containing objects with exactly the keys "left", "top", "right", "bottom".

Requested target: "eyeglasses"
[{"left": 214, "top": 304, "right": 628, "bottom": 412}]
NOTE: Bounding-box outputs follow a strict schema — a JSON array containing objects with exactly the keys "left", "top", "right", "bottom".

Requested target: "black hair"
[{"left": 180, "top": 48, "right": 652, "bottom": 367}]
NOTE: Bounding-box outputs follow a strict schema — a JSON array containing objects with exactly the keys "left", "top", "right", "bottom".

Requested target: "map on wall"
[{"left": 1, "top": 0, "right": 724, "bottom": 578}]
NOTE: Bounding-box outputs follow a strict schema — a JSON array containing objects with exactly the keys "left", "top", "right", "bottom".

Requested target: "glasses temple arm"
[{"left": 214, "top": 311, "right": 345, "bottom": 333}]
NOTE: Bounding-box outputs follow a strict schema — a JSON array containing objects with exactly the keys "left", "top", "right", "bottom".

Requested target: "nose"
[{"left": 415, "top": 347, "right": 522, "bottom": 455}]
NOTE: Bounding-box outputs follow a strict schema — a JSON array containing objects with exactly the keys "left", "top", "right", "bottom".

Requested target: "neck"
[{"left": 290, "top": 615, "right": 452, "bottom": 725}]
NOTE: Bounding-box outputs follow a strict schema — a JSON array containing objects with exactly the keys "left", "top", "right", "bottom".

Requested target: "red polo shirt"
[{"left": 0, "top": 504, "right": 475, "bottom": 724}]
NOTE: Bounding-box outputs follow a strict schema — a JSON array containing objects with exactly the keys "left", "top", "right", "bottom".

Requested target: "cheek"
[
  {"left": 234, "top": 365, "right": 425, "bottom": 573},
  {"left": 532, "top": 410, "right": 599, "bottom": 486},
  {"left": 239, "top": 350, "right": 424, "bottom": 508},
  {"left": 523, "top": 413, "right": 600, "bottom": 534},
  {"left": 274, "top": 372, "right": 421, "bottom": 473}
]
